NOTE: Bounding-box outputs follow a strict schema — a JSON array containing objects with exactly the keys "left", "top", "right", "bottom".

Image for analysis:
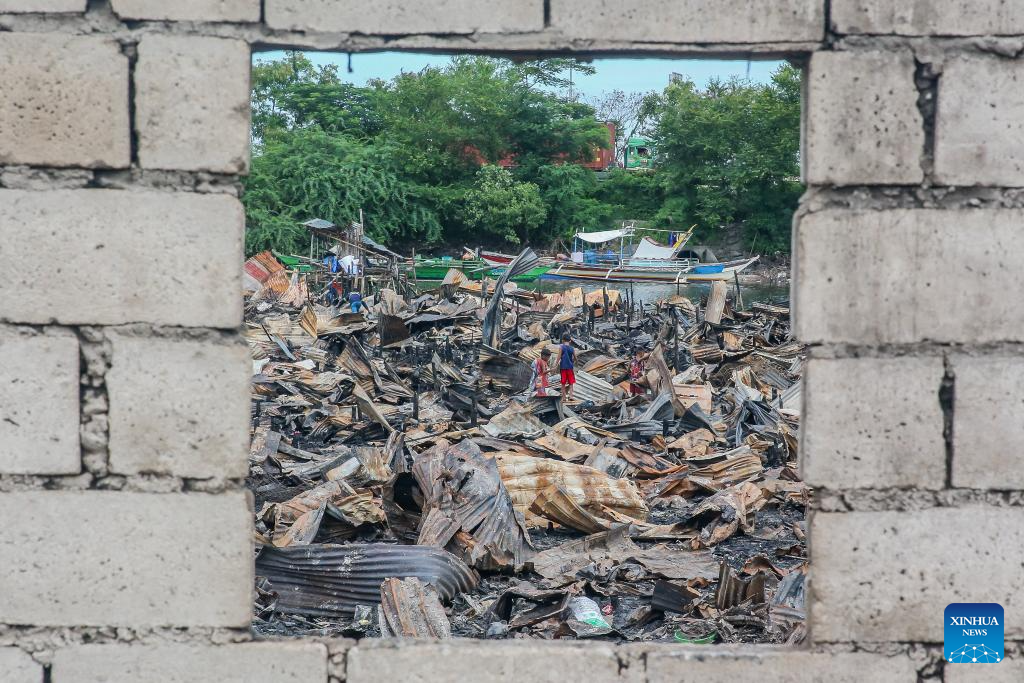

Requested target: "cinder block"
[
  {"left": 265, "top": 0, "right": 545, "bottom": 34},
  {"left": 794, "top": 209, "right": 1024, "bottom": 344},
  {"left": 0, "top": 491, "right": 252, "bottom": 627},
  {"left": 834, "top": 1, "right": 1024, "bottom": 36},
  {"left": 347, "top": 641, "right": 622, "bottom": 683},
  {"left": 0, "top": 33, "right": 129, "bottom": 168},
  {"left": 0, "top": 0, "right": 84, "bottom": 11},
  {"left": 0, "top": 332, "right": 80, "bottom": 475},
  {"left": 805, "top": 50, "right": 924, "bottom": 185},
  {"left": 644, "top": 648, "right": 917, "bottom": 682},
  {"left": 136, "top": 36, "right": 250, "bottom": 173},
  {"left": 801, "top": 356, "right": 946, "bottom": 490},
  {"left": 811, "top": 508, "right": 1024, "bottom": 641},
  {"left": 0, "top": 189, "right": 243, "bottom": 328},
  {"left": 0, "top": 648, "right": 41, "bottom": 683},
  {"left": 52, "top": 643, "right": 327, "bottom": 683},
  {"left": 111, "top": 0, "right": 260, "bottom": 21},
  {"left": 107, "top": 335, "right": 249, "bottom": 479},
  {"left": 946, "top": 657, "right": 1024, "bottom": 682},
  {"left": 551, "top": 0, "right": 825, "bottom": 43},
  {"left": 935, "top": 55, "right": 1024, "bottom": 187},
  {"left": 952, "top": 355, "right": 1024, "bottom": 489}
]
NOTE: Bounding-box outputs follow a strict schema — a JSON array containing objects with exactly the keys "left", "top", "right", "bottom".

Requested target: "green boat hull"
[{"left": 466, "top": 265, "right": 552, "bottom": 283}]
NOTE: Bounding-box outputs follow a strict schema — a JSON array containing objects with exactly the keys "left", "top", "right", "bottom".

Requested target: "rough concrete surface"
[
  {"left": 0, "top": 189, "right": 243, "bottom": 328},
  {"left": 551, "top": 0, "right": 825, "bottom": 44},
  {"left": 265, "top": 0, "right": 545, "bottom": 34},
  {"left": 952, "top": 355, "right": 1024, "bottom": 490},
  {"left": 106, "top": 335, "right": 250, "bottom": 479},
  {"left": 136, "top": 35, "right": 252, "bottom": 174},
  {"left": 0, "top": 0, "right": 84, "bottom": 12},
  {"left": 804, "top": 50, "right": 924, "bottom": 185},
  {"left": 0, "top": 491, "right": 253, "bottom": 628},
  {"left": 52, "top": 642, "right": 328, "bottom": 683},
  {"left": 935, "top": 55, "right": 1024, "bottom": 187},
  {"left": 0, "top": 647, "right": 42, "bottom": 683},
  {"left": 110, "top": 0, "right": 260, "bottom": 22},
  {"left": 643, "top": 648, "right": 919, "bottom": 682},
  {"left": 0, "top": 331, "right": 80, "bottom": 475},
  {"left": 794, "top": 209, "right": 1024, "bottom": 344},
  {"left": 801, "top": 356, "right": 946, "bottom": 490},
  {"left": 811, "top": 508, "right": 1024, "bottom": 641},
  {"left": 347, "top": 641, "right": 625, "bottom": 683},
  {"left": 0, "top": 33, "right": 129, "bottom": 169},
  {"left": 833, "top": 0, "right": 1024, "bottom": 37}
]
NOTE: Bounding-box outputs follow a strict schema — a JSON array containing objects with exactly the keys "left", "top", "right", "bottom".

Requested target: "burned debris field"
[{"left": 246, "top": 252, "right": 807, "bottom": 645}]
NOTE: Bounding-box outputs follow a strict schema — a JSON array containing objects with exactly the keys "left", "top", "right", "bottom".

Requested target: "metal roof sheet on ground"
[{"left": 255, "top": 543, "right": 479, "bottom": 617}]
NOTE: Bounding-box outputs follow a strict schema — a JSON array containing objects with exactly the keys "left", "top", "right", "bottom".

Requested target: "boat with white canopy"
[{"left": 546, "top": 223, "right": 759, "bottom": 284}]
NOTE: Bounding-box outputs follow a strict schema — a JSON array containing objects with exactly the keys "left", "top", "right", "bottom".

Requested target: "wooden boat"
[
  {"left": 464, "top": 247, "right": 515, "bottom": 267},
  {"left": 466, "top": 264, "right": 553, "bottom": 283},
  {"left": 543, "top": 256, "right": 759, "bottom": 284},
  {"left": 404, "top": 257, "right": 488, "bottom": 280}
]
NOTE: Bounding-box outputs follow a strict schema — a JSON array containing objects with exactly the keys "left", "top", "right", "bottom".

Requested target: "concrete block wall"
[{"left": 0, "top": 1, "right": 1017, "bottom": 680}]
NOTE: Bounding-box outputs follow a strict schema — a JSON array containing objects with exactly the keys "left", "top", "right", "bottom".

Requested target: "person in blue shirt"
[
  {"left": 348, "top": 291, "right": 366, "bottom": 314},
  {"left": 559, "top": 333, "right": 576, "bottom": 402}
]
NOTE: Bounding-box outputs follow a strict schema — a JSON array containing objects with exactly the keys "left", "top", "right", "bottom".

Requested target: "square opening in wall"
[{"left": 244, "top": 50, "right": 806, "bottom": 645}]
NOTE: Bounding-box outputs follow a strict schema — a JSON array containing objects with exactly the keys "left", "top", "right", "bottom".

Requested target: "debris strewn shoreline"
[{"left": 246, "top": 251, "right": 807, "bottom": 645}]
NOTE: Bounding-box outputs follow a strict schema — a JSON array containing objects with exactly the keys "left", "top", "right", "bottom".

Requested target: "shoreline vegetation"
[{"left": 244, "top": 53, "right": 802, "bottom": 260}]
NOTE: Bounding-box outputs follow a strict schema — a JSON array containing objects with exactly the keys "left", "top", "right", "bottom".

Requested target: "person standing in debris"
[
  {"left": 348, "top": 291, "right": 367, "bottom": 314},
  {"left": 559, "top": 334, "right": 576, "bottom": 402},
  {"left": 532, "top": 348, "right": 552, "bottom": 397},
  {"left": 629, "top": 350, "right": 647, "bottom": 396}
]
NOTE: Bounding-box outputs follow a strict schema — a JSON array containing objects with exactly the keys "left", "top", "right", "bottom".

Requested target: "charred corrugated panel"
[
  {"left": 378, "top": 577, "right": 452, "bottom": 638},
  {"left": 413, "top": 439, "right": 533, "bottom": 571},
  {"left": 255, "top": 544, "right": 478, "bottom": 617},
  {"left": 379, "top": 314, "right": 412, "bottom": 348},
  {"left": 494, "top": 454, "right": 648, "bottom": 525},
  {"left": 715, "top": 562, "right": 766, "bottom": 609},
  {"left": 528, "top": 485, "right": 612, "bottom": 534},
  {"left": 479, "top": 345, "right": 533, "bottom": 393},
  {"left": 481, "top": 248, "right": 539, "bottom": 348},
  {"left": 691, "top": 343, "right": 725, "bottom": 364},
  {"left": 652, "top": 580, "right": 700, "bottom": 614}
]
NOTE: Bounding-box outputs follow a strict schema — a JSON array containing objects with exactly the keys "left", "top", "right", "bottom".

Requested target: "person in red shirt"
[
  {"left": 533, "top": 348, "right": 552, "bottom": 397},
  {"left": 629, "top": 350, "right": 646, "bottom": 396},
  {"left": 559, "top": 334, "right": 576, "bottom": 402}
]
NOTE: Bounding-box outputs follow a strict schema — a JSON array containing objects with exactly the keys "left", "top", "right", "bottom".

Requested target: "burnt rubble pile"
[{"left": 246, "top": 253, "right": 807, "bottom": 645}]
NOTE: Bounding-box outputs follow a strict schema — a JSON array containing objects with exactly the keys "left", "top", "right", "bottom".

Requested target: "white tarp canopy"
[
  {"left": 631, "top": 236, "right": 678, "bottom": 260},
  {"left": 575, "top": 228, "right": 628, "bottom": 244}
]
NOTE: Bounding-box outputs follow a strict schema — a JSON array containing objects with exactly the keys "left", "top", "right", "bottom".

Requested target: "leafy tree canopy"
[{"left": 244, "top": 54, "right": 802, "bottom": 256}]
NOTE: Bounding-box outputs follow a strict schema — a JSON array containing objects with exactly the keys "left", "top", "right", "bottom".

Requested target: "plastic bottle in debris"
[{"left": 566, "top": 596, "right": 612, "bottom": 637}]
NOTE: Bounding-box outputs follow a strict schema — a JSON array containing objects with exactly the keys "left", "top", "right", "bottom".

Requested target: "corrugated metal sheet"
[
  {"left": 255, "top": 543, "right": 479, "bottom": 617},
  {"left": 378, "top": 577, "right": 452, "bottom": 638},
  {"left": 493, "top": 453, "right": 648, "bottom": 526},
  {"left": 545, "top": 369, "right": 615, "bottom": 405}
]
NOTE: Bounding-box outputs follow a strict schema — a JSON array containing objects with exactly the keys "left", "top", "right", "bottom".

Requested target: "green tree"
[
  {"left": 650, "top": 64, "right": 802, "bottom": 251},
  {"left": 243, "top": 129, "right": 442, "bottom": 254},
  {"left": 531, "top": 164, "right": 611, "bottom": 245},
  {"left": 460, "top": 166, "right": 547, "bottom": 245}
]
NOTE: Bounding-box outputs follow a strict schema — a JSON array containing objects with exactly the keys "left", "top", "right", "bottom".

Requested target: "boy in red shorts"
[{"left": 559, "top": 333, "right": 576, "bottom": 402}]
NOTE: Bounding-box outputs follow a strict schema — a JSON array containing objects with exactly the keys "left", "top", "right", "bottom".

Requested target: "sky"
[{"left": 255, "top": 50, "right": 785, "bottom": 100}]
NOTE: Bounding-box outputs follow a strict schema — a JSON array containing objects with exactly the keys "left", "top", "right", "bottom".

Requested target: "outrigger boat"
[
  {"left": 405, "top": 255, "right": 551, "bottom": 283},
  {"left": 545, "top": 256, "right": 759, "bottom": 284},
  {"left": 542, "top": 224, "right": 759, "bottom": 284},
  {"left": 463, "top": 247, "right": 516, "bottom": 267}
]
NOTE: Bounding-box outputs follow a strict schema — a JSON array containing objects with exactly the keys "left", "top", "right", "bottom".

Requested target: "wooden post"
[{"left": 733, "top": 271, "right": 744, "bottom": 310}]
